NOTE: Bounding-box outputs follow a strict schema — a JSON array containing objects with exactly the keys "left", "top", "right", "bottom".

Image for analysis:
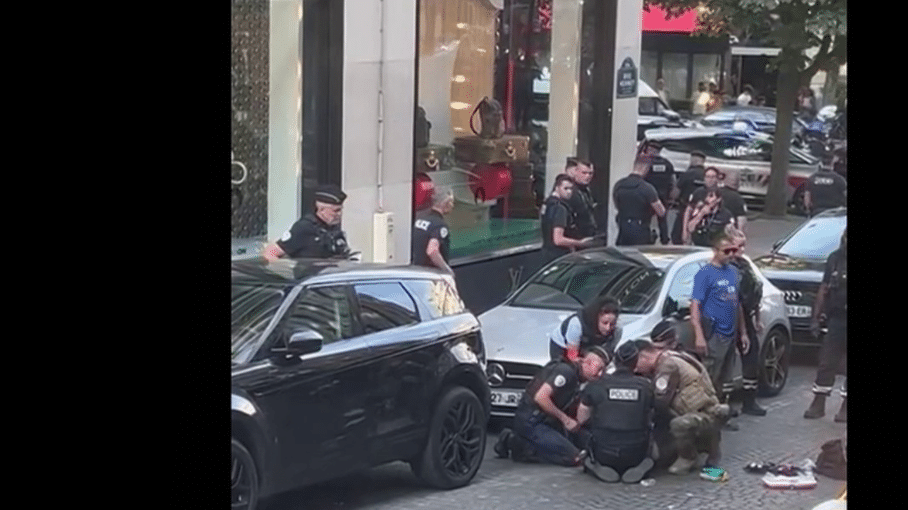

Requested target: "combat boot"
[
  {"left": 742, "top": 390, "right": 767, "bottom": 416},
  {"left": 803, "top": 394, "right": 826, "bottom": 419},
  {"left": 669, "top": 455, "right": 697, "bottom": 475},
  {"left": 834, "top": 398, "right": 846, "bottom": 423}
]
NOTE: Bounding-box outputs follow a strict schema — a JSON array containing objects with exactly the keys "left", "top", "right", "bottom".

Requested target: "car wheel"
[
  {"left": 758, "top": 327, "right": 791, "bottom": 397},
  {"left": 232, "top": 438, "right": 259, "bottom": 510},
  {"left": 413, "top": 386, "right": 486, "bottom": 489}
]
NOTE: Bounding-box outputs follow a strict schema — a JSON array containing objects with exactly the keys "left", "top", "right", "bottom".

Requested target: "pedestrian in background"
[
  {"left": 706, "top": 82, "right": 722, "bottom": 113},
  {"left": 737, "top": 85, "right": 754, "bottom": 106},
  {"left": 656, "top": 78, "right": 671, "bottom": 106},
  {"left": 692, "top": 82, "right": 710, "bottom": 116},
  {"left": 411, "top": 187, "right": 455, "bottom": 275}
]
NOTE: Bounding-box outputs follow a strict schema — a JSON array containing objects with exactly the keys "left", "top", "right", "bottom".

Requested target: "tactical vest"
[
  {"left": 659, "top": 351, "right": 719, "bottom": 416},
  {"left": 521, "top": 360, "right": 580, "bottom": 412},
  {"left": 589, "top": 371, "right": 653, "bottom": 434},
  {"left": 826, "top": 251, "right": 847, "bottom": 314},
  {"left": 559, "top": 314, "right": 617, "bottom": 356},
  {"left": 731, "top": 257, "right": 763, "bottom": 313}
]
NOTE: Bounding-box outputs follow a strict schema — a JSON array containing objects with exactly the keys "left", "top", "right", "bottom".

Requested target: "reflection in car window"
[
  {"left": 232, "top": 284, "right": 287, "bottom": 361},
  {"left": 510, "top": 260, "right": 665, "bottom": 313},
  {"left": 776, "top": 217, "right": 846, "bottom": 260},
  {"left": 354, "top": 283, "right": 419, "bottom": 334},
  {"left": 284, "top": 285, "right": 354, "bottom": 345},
  {"left": 667, "top": 262, "right": 707, "bottom": 306},
  {"left": 405, "top": 279, "right": 465, "bottom": 319}
]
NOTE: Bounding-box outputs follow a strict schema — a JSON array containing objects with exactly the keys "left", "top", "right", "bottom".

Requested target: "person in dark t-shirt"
[
  {"left": 265, "top": 184, "right": 352, "bottom": 260},
  {"left": 805, "top": 158, "right": 847, "bottom": 216},
  {"left": 540, "top": 174, "right": 593, "bottom": 265},
  {"left": 412, "top": 187, "right": 455, "bottom": 275},
  {"left": 673, "top": 151, "right": 707, "bottom": 244},
  {"left": 687, "top": 187, "right": 734, "bottom": 247},
  {"left": 613, "top": 158, "right": 666, "bottom": 246}
]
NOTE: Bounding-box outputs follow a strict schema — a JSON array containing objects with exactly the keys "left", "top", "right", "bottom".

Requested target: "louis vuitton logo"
[{"left": 508, "top": 266, "right": 524, "bottom": 292}]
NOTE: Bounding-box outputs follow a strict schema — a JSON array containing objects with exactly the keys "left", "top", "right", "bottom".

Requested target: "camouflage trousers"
[{"left": 667, "top": 406, "right": 730, "bottom": 464}]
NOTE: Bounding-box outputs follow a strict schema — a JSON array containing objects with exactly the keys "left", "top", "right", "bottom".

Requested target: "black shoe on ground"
[
  {"left": 583, "top": 456, "right": 620, "bottom": 483},
  {"left": 622, "top": 457, "right": 655, "bottom": 484},
  {"left": 494, "top": 429, "right": 512, "bottom": 459}
]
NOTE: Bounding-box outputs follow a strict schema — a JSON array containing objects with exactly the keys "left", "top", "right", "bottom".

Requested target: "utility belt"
[{"left": 617, "top": 217, "right": 646, "bottom": 225}]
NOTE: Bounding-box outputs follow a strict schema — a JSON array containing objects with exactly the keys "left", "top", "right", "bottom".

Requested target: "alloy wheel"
[
  {"left": 231, "top": 448, "right": 254, "bottom": 509},
  {"left": 761, "top": 330, "right": 789, "bottom": 393},
  {"left": 439, "top": 398, "right": 483, "bottom": 477}
]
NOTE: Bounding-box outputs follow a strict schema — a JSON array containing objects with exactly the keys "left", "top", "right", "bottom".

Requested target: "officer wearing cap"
[
  {"left": 494, "top": 347, "right": 609, "bottom": 467},
  {"left": 264, "top": 184, "right": 352, "bottom": 260},
  {"left": 642, "top": 141, "right": 677, "bottom": 245},
  {"left": 634, "top": 340, "right": 731, "bottom": 475},
  {"left": 411, "top": 186, "right": 455, "bottom": 275},
  {"left": 613, "top": 157, "right": 666, "bottom": 245},
  {"left": 673, "top": 151, "right": 707, "bottom": 244},
  {"left": 804, "top": 154, "right": 847, "bottom": 217},
  {"left": 576, "top": 341, "right": 656, "bottom": 483}
]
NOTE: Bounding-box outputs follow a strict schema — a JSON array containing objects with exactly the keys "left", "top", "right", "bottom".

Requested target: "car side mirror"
[
  {"left": 663, "top": 297, "right": 679, "bottom": 317},
  {"left": 286, "top": 330, "right": 324, "bottom": 356},
  {"left": 665, "top": 111, "right": 680, "bottom": 122}
]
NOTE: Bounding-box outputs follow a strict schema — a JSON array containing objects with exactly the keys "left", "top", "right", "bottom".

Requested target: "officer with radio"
[
  {"left": 494, "top": 348, "right": 609, "bottom": 467},
  {"left": 264, "top": 184, "right": 352, "bottom": 261},
  {"left": 804, "top": 155, "right": 847, "bottom": 217},
  {"left": 804, "top": 229, "right": 847, "bottom": 422},
  {"left": 412, "top": 187, "right": 455, "bottom": 275},
  {"left": 613, "top": 158, "right": 666, "bottom": 246},
  {"left": 577, "top": 341, "right": 657, "bottom": 483}
]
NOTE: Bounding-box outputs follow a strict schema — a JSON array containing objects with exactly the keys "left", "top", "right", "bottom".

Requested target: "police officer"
[
  {"left": 726, "top": 228, "right": 767, "bottom": 416},
  {"left": 494, "top": 348, "right": 610, "bottom": 466},
  {"left": 804, "top": 155, "right": 847, "bottom": 217},
  {"left": 576, "top": 341, "right": 656, "bottom": 483},
  {"left": 412, "top": 186, "right": 455, "bottom": 275},
  {"left": 804, "top": 228, "right": 847, "bottom": 422},
  {"left": 687, "top": 184, "right": 735, "bottom": 247},
  {"left": 717, "top": 170, "right": 748, "bottom": 232},
  {"left": 634, "top": 340, "right": 731, "bottom": 475},
  {"left": 642, "top": 141, "right": 677, "bottom": 245},
  {"left": 673, "top": 151, "right": 707, "bottom": 244},
  {"left": 549, "top": 295, "right": 622, "bottom": 362},
  {"left": 264, "top": 184, "right": 352, "bottom": 260},
  {"left": 564, "top": 157, "right": 599, "bottom": 239},
  {"left": 540, "top": 174, "right": 594, "bottom": 266},
  {"left": 682, "top": 166, "right": 720, "bottom": 244},
  {"left": 613, "top": 158, "right": 666, "bottom": 246}
]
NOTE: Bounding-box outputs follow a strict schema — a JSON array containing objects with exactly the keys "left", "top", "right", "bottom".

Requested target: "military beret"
[
  {"left": 650, "top": 319, "right": 676, "bottom": 342},
  {"left": 633, "top": 338, "right": 655, "bottom": 352},
  {"left": 615, "top": 341, "right": 639, "bottom": 365},
  {"left": 314, "top": 185, "right": 347, "bottom": 205}
]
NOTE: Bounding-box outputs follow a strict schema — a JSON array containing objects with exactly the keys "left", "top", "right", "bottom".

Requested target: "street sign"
[{"left": 616, "top": 57, "right": 637, "bottom": 99}]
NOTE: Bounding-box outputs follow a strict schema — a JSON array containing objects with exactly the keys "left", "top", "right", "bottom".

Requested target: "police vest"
[
  {"left": 731, "top": 257, "right": 763, "bottom": 313},
  {"left": 658, "top": 351, "right": 720, "bottom": 416},
  {"left": 557, "top": 313, "right": 618, "bottom": 357},
  {"left": 521, "top": 360, "right": 580, "bottom": 413},
  {"left": 588, "top": 371, "right": 653, "bottom": 435}
]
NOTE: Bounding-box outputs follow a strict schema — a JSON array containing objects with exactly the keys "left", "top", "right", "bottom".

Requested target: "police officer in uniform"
[
  {"left": 804, "top": 229, "right": 847, "bottom": 422},
  {"left": 613, "top": 158, "right": 666, "bottom": 246},
  {"left": 564, "top": 157, "right": 599, "bottom": 239},
  {"left": 576, "top": 341, "right": 656, "bottom": 483},
  {"left": 494, "top": 348, "right": 609, "bottom": 467},
  {"left": 673, "top": 151, "right": 707, "bottom": 244},
  {"left": 412, "top": 186, "right": 455, "bottom": 275},
  {"left": 264, "top": 184, "right": 352, "bottom": 260},
  {"left": 540, "top": 174, "right": 593, "bottom": 266},
  {"left": 634, "top": 340, "right": 731, "bottom": 475},
  {"left": 642, "top": 141, "right": 677, "bottom": 245},
  {"left": 717, "top": 170, "right": 748, "bottom": 232},
  {"left": 549, "top": 295, "right": 621, "bottom": 362},
  {"left": 804, "top": 155, "right": 847, "bottom": 217},
  {"left": 687, "top": 185, "right": 734, "bottom": 247}
]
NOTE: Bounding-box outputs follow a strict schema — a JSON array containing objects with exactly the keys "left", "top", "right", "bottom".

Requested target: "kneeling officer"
[
  {"left": 494, "top": 347, "right": 609, "bottom": 466},
  {"left": 634, "top": 340, "right": 730, "bottom": 475},
  {"left": 576, "top": 341, "right": 656, "bottom": 483}
]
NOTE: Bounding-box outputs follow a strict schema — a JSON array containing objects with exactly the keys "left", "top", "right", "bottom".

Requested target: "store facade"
[{"left": 231, "top": 0, "right": 644, "bottom": 314}]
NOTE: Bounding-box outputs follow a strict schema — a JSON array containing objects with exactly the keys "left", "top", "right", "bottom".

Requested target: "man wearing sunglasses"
[{"left": 690, "top": 233, "right": 751, "bottom": 414}]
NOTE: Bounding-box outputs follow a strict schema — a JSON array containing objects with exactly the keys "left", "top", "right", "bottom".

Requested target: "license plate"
[
  {"left": 490, "top": 390, "right": 522, "bottom": 408},
  {"left": 786, "top": 305, "right": 812, "bottom": 318}
]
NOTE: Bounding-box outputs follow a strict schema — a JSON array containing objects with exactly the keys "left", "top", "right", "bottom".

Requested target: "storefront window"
[
  {"left": 660, "top": 52, "right": 690, "bottom": 104},
  {"left": 414, "top": 0, "right": 551, "bottom": 260},
  {"left": 231, "top": 0, "right": 270, "bottom": 242},
  {"left": 640, "top": 50, "right": 658, "bottom": 90},
  {"left": 692, "top": 53, "right": 722, "bottom": 94}
]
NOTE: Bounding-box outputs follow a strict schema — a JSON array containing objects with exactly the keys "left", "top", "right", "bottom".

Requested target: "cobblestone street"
[{"left": 265, "top": 360, "right": 846, "bottom": 510}]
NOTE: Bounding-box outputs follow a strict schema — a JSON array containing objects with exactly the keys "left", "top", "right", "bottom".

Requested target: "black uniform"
[
  {"left": 806, "top": 169, "right": 847, "bottom": 216},
  {"left": 566, "top": 181, "right": 598, "bottom": 239},
  {"left": 613, "top": 174, "right": 660, "bottom": 246},
  {"left": 729, "top": 255, "right": 763, "bottom": 396},
  {"left": 689, "top": 187, "right": 746, "bottom": 223},
  {"left": 580, "top": 367, "right": 655, "bottom": 472},
  {"left": 508, "top": 360, "right": 584, "bottom": 466},
  {"left": 689, "top": 194, "right": 734, "bottom": 247},
  {"left": 540, "top": 195, "right": 574, "bottom": 265},
  {"left": 276, "top": 214, "right": 351, "bottom": 259},
  {"left": 411, "top": 209, "right": 451, "bottom": 267},
  {"left": 644, "top": 156, "right": 675, "bottom": 245},
  {"left": 812, "top": 247, "right": 847, "bottom": 398},
  {"left": 673, "top": 165, "right": 706, "bottom": 244}
]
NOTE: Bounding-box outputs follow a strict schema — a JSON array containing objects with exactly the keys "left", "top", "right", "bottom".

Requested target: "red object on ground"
[
  {"left": 414, "top": 172, "right": 434, "bottom": 210},
  {"left": 469, "top": 164, "right": 513, "bottom": 202},
  {"left": 642, "top": 6, "right": 697, "bottom": 33}
]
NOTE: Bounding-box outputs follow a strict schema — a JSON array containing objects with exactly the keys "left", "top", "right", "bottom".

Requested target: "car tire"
[
  {"left": 758, "top": 327, "right": 791, "bottom": 397},
  {"left": 232, "top": 437, "right": 259, "bottom": 510},
  {"left": 413, "top": 386, "right": 486, "bottom": 490}
]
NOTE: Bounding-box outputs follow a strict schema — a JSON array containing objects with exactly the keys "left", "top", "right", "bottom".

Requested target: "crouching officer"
[
  {"left": 494, "top": 347, "right": 610, "bottom": 466},
  {"left": 576, "top": 341, "right": 656, "bottom": 484},
  {"left": 634, "top": 340, "right": 731, "bottom": 475},
  {"left": 613, "top": 158, "right": 666, "bottom": 245},
  {"left": 265, "top": 184, "right": 351, "bottom": 260}
]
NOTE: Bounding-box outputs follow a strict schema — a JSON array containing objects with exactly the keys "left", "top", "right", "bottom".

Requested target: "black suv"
[{"left": 231, "top": 259, "right": 490, "bottom": 509}]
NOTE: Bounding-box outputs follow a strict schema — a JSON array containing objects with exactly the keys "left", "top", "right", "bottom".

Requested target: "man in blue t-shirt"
[{"left": 690, "top": 232, "right": 751, "bottom": 408}]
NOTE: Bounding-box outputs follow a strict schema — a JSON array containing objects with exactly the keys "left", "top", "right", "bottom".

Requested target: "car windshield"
[
  {"left": 232, "top": 282, "right": 289, "bottom": 362},
  {"left": 776, "top": 215, "right": 847, "bottom": 260},
  {"left": 509, "top": 259, "right": 665, "bottom": 313},
  {"left": 639, "top": 97, "right": 666, "bottom": 116}
]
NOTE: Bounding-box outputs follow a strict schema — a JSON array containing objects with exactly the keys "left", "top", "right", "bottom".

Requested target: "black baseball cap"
[
  {"left": 615, "top": 342, "right": 639, "bottom": 365},
  {"left": 314, "top": 184, "right": 347, "bottom": 205}
]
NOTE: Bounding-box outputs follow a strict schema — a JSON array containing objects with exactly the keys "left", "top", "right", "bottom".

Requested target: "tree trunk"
[
  {"left": 823, "top": 64, "right": 840, "bottom": 108},
  {"left": 764, "top": 68, "right": 800, "bottom": 217}
]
